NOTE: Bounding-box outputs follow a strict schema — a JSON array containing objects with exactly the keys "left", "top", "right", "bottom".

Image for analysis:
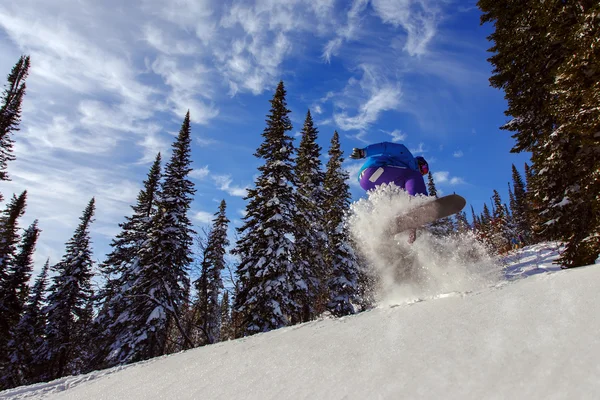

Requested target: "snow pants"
[{"left": 359, "top": 166, "right": 428, "bottom": 196}]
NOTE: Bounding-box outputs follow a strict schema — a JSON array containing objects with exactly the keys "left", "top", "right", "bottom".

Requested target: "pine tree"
[
  {"left": 293, "top": 110, "right": 327, "bottom": 321},
  {"left": 478, "top": 0, "right": 600, "bottom": 267},
  {"left": 219, "top": 291, "right": 233, "bottom": 342},
  {"left": 454, "top": 211, "right": 471, "bottom": 234},
  {"left": 490, "top": 190, "right": 512, "bottom": 252},
  {"left": 470, "top": 205, "right": 479, "bottom": 231},
  {"left": 233, "top": 81, "right": 300, "bottom": 335},
  {"left": 35, "top": 198, "right": 96, "bottom": 381},
  {"left": 323, "top": 131, "right": 360, "bottom": 317},
  {"left": 0, "top": 220, "right": 40, "bottom": 352},
  {"left": 426, "top": 172, "right": 437, "bottom": 198},
  {"left": 194, "top": 199, "right": 230, "bottom": 345},
  {"left": 510, "top": 164, "right": 531, "bottom": 242},
  {"left": 0, "top": 191, "right": 27, "bottom": 352},
  {"left": 91, "top": 153, "right": 162, "bottom": 369},
  {"left": 0, "top": 55, "right": 30, "bottom": 193},
  {"left": 108, "top": 113, "right": 196, "bottom": 363},
  {"left": 2, "top": 260, "right": 49, "bottom": 389},
  {"left": 476, "top": 203, "right": 493, "bottom": 247}
]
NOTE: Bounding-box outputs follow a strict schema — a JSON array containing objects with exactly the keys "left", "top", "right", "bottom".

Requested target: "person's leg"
[
  {"left": 395, "top": 169, "right": 428, "bottom": 244},
  {"left": 403, "top": 169, "right": 428, "bottom": 196}
]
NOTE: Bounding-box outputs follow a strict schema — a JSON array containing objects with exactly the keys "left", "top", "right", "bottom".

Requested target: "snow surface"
[{"left": 2, "top": 242, "right": 599, "bottom": 400}]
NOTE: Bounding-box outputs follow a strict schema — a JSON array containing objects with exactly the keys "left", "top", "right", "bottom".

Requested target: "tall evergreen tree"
[
  {"left": 426, "top": 172, "right": 437, "bottom": 198},
  {"left": 490, "top": 190, "right": 512, "bottom": 252},
  {"left": 2, "top": 260, "right": 49, "bottom": 389},
  {"left": 219, "top": 291, "right": 233, "bottom": 342},
  {"left": 35, "top": 198, "right": 96, "bottom": 381},
  {"left": 0, "top": 55, "right": 30, "bottom": 191},
  {"left": 323, "top": 131, "right": 360, "bottom": 317},
  {"left": 293, "top": 110, "right": 327, "bottom": 321},
  {"left": 478, "top": 0, "right": 600, "bottom": 267},
  {"left": 194, "top": 200, "right": 230, "bottom": 345},
  {"left": 0, "top": 220, "right": 40, "bottom": 351},
  {"left": 470, "top": 205, "right": 479, "bottom": 231},
  {"left": 0, "top": 191, "right": 27, "bottom": 352},
  {"left": 510, "top": 164, "right": 531, "bottom": 242},
  {"left": 110, "top": 113, "right": 196, "bottom": 362},
  {"left": 91, "top": 153, "right": 162, "bottom": 369},
  {"left": 454, "top": 211, "right": 471, "bottom": 234},
  {"left": 233, "top": 81, "right": 300, "bottom": 335}
]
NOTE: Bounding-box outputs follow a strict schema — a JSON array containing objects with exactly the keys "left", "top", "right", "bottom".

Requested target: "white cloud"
[
  {"left": 334, "top": 67, "right": 402, "bottom": 132},
  {"left": 371, "top": 0, "right": 439, "bottom": 56},
  {"left": 433, "top": 171, "right": 449, "bottom": 183},
  {"left": 383, "top": 129, "right": 407, "bottom": 142},
  {"left": 213, "top": 175, "right": 248, "bottom": 197},
  {"left": 193, "top": 210, "right": 214, "bottom": 224},
  {"left": 322, "top": 0, "right": 369, "bottom": 62},
  {"left": 453, "top": 150, "right": 464, "bottom": 158},
  {"left": 409, "top": 143, "right": 426, "bottom": 155},
  {"left": 190, "top": 166, "right": 210, "bottom": 180},
  {"left": 433, "top": 171, "right": 465, "bottom": 186},
  {"left": 344, "top": 161, "right": 363, "bottom": 188}
]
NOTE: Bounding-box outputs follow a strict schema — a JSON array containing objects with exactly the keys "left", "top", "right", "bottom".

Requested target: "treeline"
[
  {"left": 420, "top": 164, "right": 536, "bottom": 255},
  {"left": 0, "top": 59, "right": 365, "bottom": 389},
  {"left": 477, "top": 0, "right": 600, "bottom": 267}
]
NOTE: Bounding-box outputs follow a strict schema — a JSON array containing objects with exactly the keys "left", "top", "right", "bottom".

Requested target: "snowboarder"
[
  {"left": 349, "top": 141, "right": 429, "bottom": 242},
  {"left": 350, "top": 141, "right": 429, "bottom": 195}
]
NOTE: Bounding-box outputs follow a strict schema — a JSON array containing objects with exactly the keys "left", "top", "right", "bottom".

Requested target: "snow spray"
[{"left": 347, "top": 184, "right": 501, "bottom": 306}]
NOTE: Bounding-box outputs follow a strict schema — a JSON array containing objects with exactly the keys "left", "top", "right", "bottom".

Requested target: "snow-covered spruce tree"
[
  {"left": 510, "top": 164, "right": 531, "bottom": 243},
  {"left": 233, "top": 81, "right": 301, "bottom": 335},
  {"left": 219, "top": 291, "right": 233, "bottom": 342},
  {"left": 0, "top": 56, "right": 30, "bottom": 196},
  {"left": 323, "top": 131, "right": 360, "bottom": 317},
  {"left": 293, "top": 110, "right": 327, "bottom": 320},
  {"left": 2, "top": 260, "right": 49, "bottom": 389},
  {"left": 110, "top": 112, "right": 196, "bottom": 363},
  {"left": 475, "top": 203, "right": 493, "bottom": 247},
  {"left": 89, "top": 153, "right": 162, "bottom": 369},
  {"left": 470, "top": 205, "right": 479, "bottom": 232},
  {"left": 425, "top": 172, "right": 454, "bottom": 236},
  {"left": 0, "top": 191, "right": 27, "bottom": 354},
  {"left": 35, "top": 198, "right": 96, "bottom": 381},
  {"left": 490, "top": 190, "right": 512, "bottom": 252},
  {"left": 478, "top": 0, "right": 600, "bottom": 267},
  {"left": 454, "top": 211, "right": 471, "bottom": 234},
  {"left": 194, "top": 199, "right": 230, "bottom": 345},
  {"left": 0, "top": 220, "right": 40, "bottom": 354}
]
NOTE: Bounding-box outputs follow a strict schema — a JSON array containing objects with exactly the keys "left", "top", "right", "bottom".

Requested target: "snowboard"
[{"left": 389, "top": 194, "right": 467, "bottom": 236}]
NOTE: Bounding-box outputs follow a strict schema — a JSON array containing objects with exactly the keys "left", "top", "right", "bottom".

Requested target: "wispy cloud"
[
  {"left": 382, "top": 129, "right": 407, "bottom": 142},
  {"left": 371, "top": 0, "right": 440, "bottom": 56},
  {"left": 334, "top": 65, "right": 402, "bottom": 132},
  {"left": 190, "top": 166, "right": 210, "bottom": 180},
  {"left": 213, "top": 175, "right": 248, "bottom": 197},
  {"left": 343, "top": 161, "right": 363, "bottom": 188},
  {"left": 433, "top": 171, "right": 466, "bottom": 185},
  {"left": 322, "top": 0, "right": 369, "bottom": 62},
  {"left": 193, "top": 210, "right": 215, "bottom": 224},
  {"left": 453, "top": 150, "right": 464, "bottom": 158}
]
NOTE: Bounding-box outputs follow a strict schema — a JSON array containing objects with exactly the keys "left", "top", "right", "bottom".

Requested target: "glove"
[{"left": 349, "top": 148, "right": 365, "bottom": 159}]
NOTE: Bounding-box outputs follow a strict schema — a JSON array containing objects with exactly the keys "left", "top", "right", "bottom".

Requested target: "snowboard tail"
[{"left": 390, "top": 194, "right": 466, "bottom": 235}]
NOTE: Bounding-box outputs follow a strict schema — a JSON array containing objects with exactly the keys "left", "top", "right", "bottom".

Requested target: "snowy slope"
[{"left": 2, "top": 243, "right": 599, "bottom": 400}]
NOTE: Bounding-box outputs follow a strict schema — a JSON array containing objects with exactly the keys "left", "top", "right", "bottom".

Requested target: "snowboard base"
[{"left": 389, "top": 194, "right": 466, "bottom": 236}]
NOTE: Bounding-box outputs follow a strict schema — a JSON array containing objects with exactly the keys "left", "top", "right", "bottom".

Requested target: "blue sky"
[{"left": 0, "top": 0, "right": 531, "bottom": 273}]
